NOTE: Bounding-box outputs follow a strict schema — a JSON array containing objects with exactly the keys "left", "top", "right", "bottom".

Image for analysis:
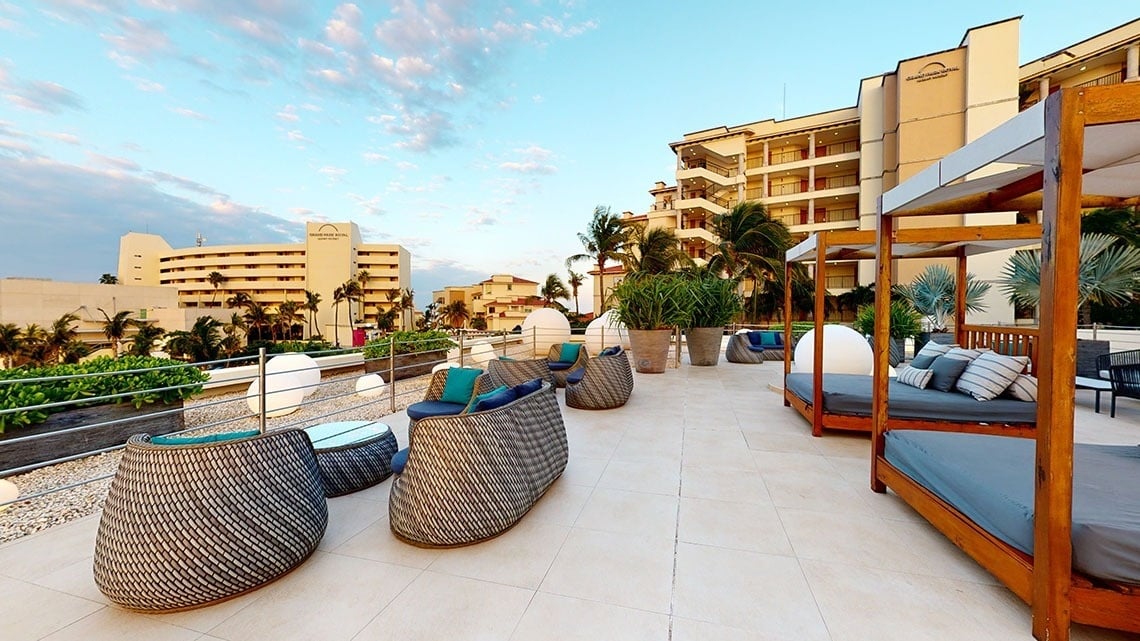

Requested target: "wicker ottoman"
[{"left": 304, "top": 421, "right": 399, "bottom": 497}]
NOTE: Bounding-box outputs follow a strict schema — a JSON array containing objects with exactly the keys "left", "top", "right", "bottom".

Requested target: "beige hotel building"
[
  {"left": 118, "top": 221, "right": 411, "bottom": 342},
  {"left": 622, "top": 17, "right": 1140, "bottom": 322},
  {"left": 433, "top": 274, "right": 544, "bottom": 332}
]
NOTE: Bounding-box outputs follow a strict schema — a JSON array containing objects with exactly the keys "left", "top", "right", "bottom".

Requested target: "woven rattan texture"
[
  {"left": 487, "top": 358, "right": 555, "bottom": 387},
  {"left": 313, "top": 429, "right": 399, "bottom": 497},
  {"left": 93, "top": 430, "right": 328, "bottom": 612},
  {"left": 388, "top": 382, "right": 568, "bottom": 547},
  {"left": 546, "top": 343, "right": 589, "bottom": 387},
  {"left": 565, "top": 352, "right": 634, "bottom": 410},
  {"left": 408, "top": 369, "right": 495, "bottom": 431},
  {"left": 725, "top": 334, "right": 766, "bottom": 364}
]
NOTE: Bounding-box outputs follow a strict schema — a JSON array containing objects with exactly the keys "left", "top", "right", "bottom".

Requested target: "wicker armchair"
[
  {"left": 94, "top": 429, "right": 327, "bottom": 612},
  {"left": 1097, "top": 349, "right": 1140, "bottom": 418},
  {"left": 407, "top": 368, "right": 495, "bottom": 430},
  {"left": 726, "top": 333, "right": 766, "bottom": 363},
  {"left": 389, "top": 382, "right": 568, "bottom": 547},
  {"left": 487, "top": 357, "right": 555, "bottom": 387},
  {"left": 546, "top": 343, "right": 589, "bottom": 387},
  {"left": 565, "top": 348, "right": 634, "bottom": 410}
]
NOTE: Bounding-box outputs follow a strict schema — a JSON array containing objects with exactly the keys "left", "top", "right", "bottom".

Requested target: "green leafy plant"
[
  {"left": 0, "top": 356, "right": 208, "bottom": 432},
  {"left": 611, "top": 273, "right": 693, "bottom": 330},
  {"left": 362, "top": 330, "right": 456, "bottom": 359},
  {"left": 853, "top": 300, "right": 923, "bottom": 339},
  {"left": 684, "top": 273, "right": 743, "bottom": 327},
  {"left": 894, "top": 264, "right": 990, "bottom": 332},
  {"left": 998, "top": 233, "right": 1140, "bottom": 309}
]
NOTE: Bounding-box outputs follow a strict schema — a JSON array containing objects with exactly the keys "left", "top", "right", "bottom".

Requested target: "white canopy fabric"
[{"left": 785, "top": 229, "right": 1039, "bottom": 263}]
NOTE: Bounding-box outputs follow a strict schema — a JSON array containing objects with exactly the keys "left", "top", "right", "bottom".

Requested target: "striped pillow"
[
  {"left": 910, "top": 342, "right": 957, "bottom": 369},
  {"left": 896, "top": 365, "right": 934, "bottom": 390},
  {"left": 955, "top": 351, "right": 1029, "bottom": 401},
  {"left": 1004, "top": 374, "right": 1037, "bottom": 402},
  {"left": 943, "top": 347, "right": 987, "bottom": 363}
]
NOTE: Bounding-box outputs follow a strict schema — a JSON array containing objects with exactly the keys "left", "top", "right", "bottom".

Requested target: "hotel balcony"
[
  {"left": 675, "top": 190, "right": 736, "bottom": 216},
  {"left": 753, "top": 170, "right": 860, "bottom": 207},
  {"left": 676, "top": 224, "right": 718, "bottom": 245},
  {"left": 677, "top": 159, "right": 743, "bottom": 188}
]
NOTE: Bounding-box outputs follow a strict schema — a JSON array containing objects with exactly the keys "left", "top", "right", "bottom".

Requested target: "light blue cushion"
[
  {"left": 566, "top": 368, "right": 586, "bottom": 385},
  {"left": 150, "top": 430, "right": 259, "bottom": 446},
  {"left": 440, "top": 367, "right": 482, "bottom": 404},
  {"left": 511, "top": 378, "right": 543, "bottom": 398},
  {"left": 559, "top": 343, "right": 580, "bottom": 363},
  {"left": 406, "top": 400, "right": 467, "bottom": 420},
  {"left": 390, "top": 448, "right": 409, "bottom": 474},
  {"left": 473, "top": 387, "right": 518, "bottom": 412}
]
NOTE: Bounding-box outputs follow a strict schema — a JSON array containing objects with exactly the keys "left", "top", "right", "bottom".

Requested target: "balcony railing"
[
  {"left": 745, "top": 157, "right": 765, "bottom": 170},
  {"left": 769, "top": 183, "right": 804, "bottom": 197},
  {"left": 819, "top": 207, "right": 858, "bottom": 223},
  {"left": 680, "top": 160, "right": 737, "bottom": 177},
  {"left": 825, "top": 275, "right": 857, "bottom": 289},
  {"left": 769, "top": 150, "right": 806, "bottom": 165},
  {"left": 776, "top": 212, "right": 806, "bottom": 226},
  {"left": 819, "top": 140, "right": 859, "bottom": 157},
  {"left": 1075, "top": 70, "right": 1123, "bottom": 88},
  {"left": 818, "top": 174, "right": 858, "bottom": 190}
]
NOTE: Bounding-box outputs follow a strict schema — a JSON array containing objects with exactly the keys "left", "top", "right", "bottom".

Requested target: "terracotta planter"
[
  {"left": 0, "top": 401, "right": 184, "bottom": 472},
  {"left": 628, "top": 329, "right": 673, "bottom": 374},
  {"left": 686, "top": 327, "right": 724, "bottom": 366},
  {"left": 364, "top": 349, "right": 449, "bottom": 383}
]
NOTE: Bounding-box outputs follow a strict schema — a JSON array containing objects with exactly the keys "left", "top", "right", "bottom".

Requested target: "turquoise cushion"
[
  {"left": 440, "top": 367, "right": 482, "bottom": 404},
  {"left": 466, "top": 385, "right": 508, "bottom": 412},
  {"left": 747, "top": 331, "right": 765, "bottom": 346},
  {"left": 559, "top": 343, "right": 580, "bottom": 363},
  {"left": 759, "top": 332, "right": 778, "bottom": 347},
  {"left": 498, "top": 356, "right": 515, "bottom": 361},
  {"left": 511, "top": 378, "right": 543, "bottom": 398},
  {"left": 150, "top": 430, "right": 260, "bottom": 446},
  {"left": 473, "top": 387, "right": 518, "bottom": 412},
  {"left": 390, "top": 448, "right": 409, "bottom": 474}
]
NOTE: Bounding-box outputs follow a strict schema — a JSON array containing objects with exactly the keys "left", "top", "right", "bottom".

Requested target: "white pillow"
[
  {"left": 1004, "top": 374, "right": 1037, "bottom": 402},
  {"left": 943, "top": 347, "right": 988, "bottom": 363},
  {"left": 896, "top": 365, "right": 934, "bottom": 390},
  {"left": 956, "top": 351, "right": 1029, "bottom": 401}
]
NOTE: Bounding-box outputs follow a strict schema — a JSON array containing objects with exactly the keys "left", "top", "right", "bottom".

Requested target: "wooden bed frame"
[{"left": 869, "top": 84, "right": 1140, "bottom": 639}]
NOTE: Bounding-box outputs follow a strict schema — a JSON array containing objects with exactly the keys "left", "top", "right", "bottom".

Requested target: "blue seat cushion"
[
  {"left": 747, "top": 331, "right": 765, "bottom": 347},
  {"left": 746, "top": 345, "right": 767, "bottom": 353},
  {"left": 599, "top": 346, "right": 622, "bottom": 357},
  {"left": 512, "top": 378, "right": 543, "bottom": 398},
  {"left": 150, "top": 430, "right": 260, "bottom": 446},
  {"left": 566, "top": 367, "right": 586, "bottom": 385},
  {"left": 406, "top": 400, "right": 467, "bottom": 420},
  {"left": 549, "top": 361, "right": 574, "bottom": 371},
  {"left": 390, "top": 448, "right": 409, "bottom": 474},
  {"left": 559, "top": 343, "right": 581, "bottom": 363},
  {"left": 466, "top": 385, "right": 509, "bottom": 412},
  {"left": 473, "top": 387, "right": 518, "bottom": 412}
]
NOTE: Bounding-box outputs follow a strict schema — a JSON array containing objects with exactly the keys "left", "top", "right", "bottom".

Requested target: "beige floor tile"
[
  {"left": 680, "top": 465, "right": 771, "bottom": 505},
  {"left": 34, "top": 556, "right": 109, "bottom": 605},
  {"left": 44, "top": 607, "right": 201, "bottom": 641},
  {"left": 673, "top": 543, "right": 828, "bottom": 640},
  {"left": 142, "top": 591, "right": 262, "bottom": 635},
  {"left": 564, "top": 424, "right": 622, "bottom": 459},
  {"left": 525, "top": 481, "right": 593, "bottom": 527},
  {"left": 540, "top": 528, "right": 675, "bottom": 613},
  {"left": 207, "top": 551, "right": 419, "bottom": 641},
  {"left": 761, "top": 469, "right": 878, "bottom": 516},
  {"left": 332, "top": 517, "right": 442, "bottom": 569},
  {"left": 611, "top": 428, "right": 684, "bottom": 464},
  {"left": 510, "top": 592, "right": 669, "bottom": 641},
  {"left": 597, "top": 458, "right": 681, "bottom": 496},
  {"left": 678, "top": 497, "right": 793, "bottom": 556},
  {"left": 683, "top": 431, "right": 757, "bottom": 471},
  {"left": 741, "top": 430, "right": 821, "bottom": 454},
  {"left": 559, "top": 456, "right": 609, "bottom": 486},
  {"left": 750, "top": 450, "right": 834, "bottom": 475},
  {"left": 426, "top": 518, "right": 569, "bottom": 589},
  {"left": 811, "top": 433, "right": 871, "bottom": 459},
  {"left": 353, "top": 571, "right": 532, "bottom": 641},
  {"left": 0, "top": 575, "right": 104, "bottom": 640},
  {"left": 319, "top": 494, "right": 385, "bottom": 550},
  {"left": 0, "top": 515, "right": 98, "bottom": 582},
  {"left": 573, "top": 487, "right": 678, "bottom": 536},
  {"left": 347, "top": 475, "right": 395, "bottom": 503},
  {"left": 670, "top": 617, "right": 785, "bottom": 641}
]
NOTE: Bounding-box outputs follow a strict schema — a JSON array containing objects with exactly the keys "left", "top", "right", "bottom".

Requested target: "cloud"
[
  {"left": 87, "top": 152, "right": 141, "bottom": 172},
  {"left": 500, "top": 144, "right": 557, "bottom": 174},
  {"left": 384, "top": 106, "right": 457, "bottom": 152},
  {"left": 149, "top": 170, "right": 221, "bottom": 197},
  {"left": 0, "top": 63, "right": 85, "bottom": 113},
  {"left": 170, "top": 106, "right": 209, "bottom": 121},
  {"left": 318, "top": 165, "right": 348, "bottom": 182},
  {"left": 410, "top": 258, "right": 489, "bottom": 309},
  {"left": 276, "top": 104, "right": 300, "bottom": 122},
  {"left": 466, "top": 206, "right": 498, "bottom": 228},
  {"left": 362, "top": 151, "right": 388, "bottom": 163},
  {"left": 348, "top": 193, "right": 385, "bottom": 216},
  {"left": 100, "top": 16, "right": 172, "bottom": 67},
  {"left": 43, "top": 132, "right": 81, "bottom": 145},
  {"left": 129, "top": 76, "right": 165, "bottom": 92},
  {"left": 324, "top": 2, "right": 366, "bottom": 50}
]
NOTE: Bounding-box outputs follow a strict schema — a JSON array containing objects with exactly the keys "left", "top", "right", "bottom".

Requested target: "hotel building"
[
  {"left": 433, "top": 274, "right": 544, "bottom": 332},
  {"left": 118, "top": 222, "right": 411, "bottom": 341},
  {"left": 627, "top": 17, "right": 1140, "bottom": 323}
]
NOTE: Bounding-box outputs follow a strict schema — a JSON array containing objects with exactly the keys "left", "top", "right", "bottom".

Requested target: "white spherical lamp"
[
  {"left": 520, "top": 308, "right": 571, "bottom": 357},
  {"left": 246, "top": 373, "right": 305, "bottom": 418},
  {"left": 0, "top": 479, "right": 18, "bottom": 513},
  {"left": 355, "top": 374, "right": 387, "bottom": 398},
  {"left": 584, "top": 310, "right": 630, "bottom": 354},
  {"left": 432, "top": 361, "right": 461, "bottom": 374},
  {"left": 468, "top": 342, "right": 497, "bottom": 365},
  {"left": 266, "top": 353, "right": 320, "bottom": 397},
  {"left": 791, "top": 325, "right": 874, "bottom": 375}
]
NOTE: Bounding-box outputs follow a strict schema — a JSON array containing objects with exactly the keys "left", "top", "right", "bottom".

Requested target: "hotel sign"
[
  {"left": 905, "top": 62, "right": 961, "bottom": 83},
  {"left": 308, "top": 223, "right": 349, "bottom": 241}
]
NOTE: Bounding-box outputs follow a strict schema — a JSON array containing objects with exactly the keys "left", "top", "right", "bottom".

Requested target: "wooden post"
[
  {"left": 811, "top": 233, "right": 828, "bottom": 437},
  {"left": 955, "top": 247, "right": 968, "bottom": 347},
  {"left": 870, "top": 202, "right": 893, "bottom": 493},
  {"left": 783, "top": 254, "right": 794, "bottom": 406},
  {"left": 1031, "top": 88, "right": 1083, "bottom": 641}
]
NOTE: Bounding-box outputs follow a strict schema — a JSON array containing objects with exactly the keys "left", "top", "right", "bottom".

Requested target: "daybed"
[
  {"left": 565, "top": 346, "right": 634, "bottom": 410},
  {"left": 388, "top": 381, "right": 568, "bottom": 547},
  {"left": 487, "top": 356, "right": 555, "bottom": 387},
  {"left": 725, "top": 330, "right": 784, "bottom": 363},
  {"left": 94, "top": 429, "right": 327, "bottom": 612},
  {"left": 546, "top": 343, "right": 589, "bottom": 387}
]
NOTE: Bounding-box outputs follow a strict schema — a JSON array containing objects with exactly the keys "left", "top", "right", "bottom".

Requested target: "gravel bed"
[{"left": 0, "top": 368, "right": 434, "bottom": 544}]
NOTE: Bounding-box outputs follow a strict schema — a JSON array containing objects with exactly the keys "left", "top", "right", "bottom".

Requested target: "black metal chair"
[{"left": 1096, "top": 349, "right": 1140, "bottom": 418}]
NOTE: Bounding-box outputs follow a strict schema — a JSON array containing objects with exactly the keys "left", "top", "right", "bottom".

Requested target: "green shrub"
[
  {"left": 363, "top": 330, "right": 456, "bottom": 359},
  {"left": 612, "top": 273, "right": 694, "bottom": 330},
  {"left": 853, "top": 301, "right": 923, "bottom": 339},
  {"left": 0, "top": 356, "right": 209, "bottom": 432},
  {"left": 684, "top": 273, "right": 743, "bottom": 327}
]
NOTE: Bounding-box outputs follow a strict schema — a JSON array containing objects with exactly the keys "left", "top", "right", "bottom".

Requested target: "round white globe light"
[
  {"left": 791, "top": 325, "right": 874, "bottom": 375},
  {"left": 584, "top": 310, "right": 630, "bottom": 354},
  {"left": 432, "top": 361, "right": 461, "bottom": 374},
  {"left": 0, "top": 479, "right": 18, "bottom": 513},
  {"left": 520, "top": 308, "right": 571, "bottom": 357},
  {"left": 246, "top": 373, "right": 305, "bottom": 418},
  {"left": 266, "top": 353, "right": 320, "bottom": 397},
  {"left": 735, "top": 328, "right": 751, "bottom": 335},
  {"left": 355, "top": 374, "right": 387, "bottom": 398},
  {"left": 468, "top": 342, "right": 497, "bottom": 365}
]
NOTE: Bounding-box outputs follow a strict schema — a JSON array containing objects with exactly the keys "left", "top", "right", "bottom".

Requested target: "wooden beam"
[
  {"left": 893, "top": 224, "right": 1042, "bottom": 245},
  {"left": 870, "top": 199, "right": 892, "bottom": 493},
  {"left": 1080, "top": 82, "right": 1140, "bottom": 125},
  {"left": 955, "top": 247, "right": 968, "bottom": 347},
  {"left": 1032, "top": 86, "right": 1083, "bottom": 641},
  {"left": 812, "top": 232, "right": 827, "bottom": 437},
  {"left": 784, "top": 254, "right": 793, "bottom": 400}
]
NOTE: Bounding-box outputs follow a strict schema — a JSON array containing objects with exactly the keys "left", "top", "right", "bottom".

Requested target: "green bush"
[
  {"left": 684, "top": 273, "right": 742, "bottom": 327},
  {"left": 363, "top": 330, "right": 456, "bottom": 359},
  {"left": 853, "top": 301, "right": 923, "bottom": 339},
  {"left": 239, "top": 339, "right": 333, "bottom": 359},
  {"left": 0, "top": 356, "right": 209, "bottom": 432},
  {"left": 612, "top": 273, "right": 694, "bottom": 330}
]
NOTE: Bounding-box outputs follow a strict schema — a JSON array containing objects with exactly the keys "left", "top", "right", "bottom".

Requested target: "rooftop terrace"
[{"left": 2, "top": 357, "right": 1138, "bottom": 641}]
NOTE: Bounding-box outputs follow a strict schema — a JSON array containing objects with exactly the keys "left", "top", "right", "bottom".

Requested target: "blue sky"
[{"left": 0, "top": 1, "right": 1136, "bottom": 311}]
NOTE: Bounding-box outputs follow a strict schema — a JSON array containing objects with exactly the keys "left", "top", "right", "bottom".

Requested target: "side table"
[{"left": 304, "top": 421, "right": 398, "bottom": 497}]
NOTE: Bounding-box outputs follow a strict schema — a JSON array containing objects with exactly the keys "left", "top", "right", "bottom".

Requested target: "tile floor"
[{"left": 3, "top": 358, "right": 1140, "bottom": 641}]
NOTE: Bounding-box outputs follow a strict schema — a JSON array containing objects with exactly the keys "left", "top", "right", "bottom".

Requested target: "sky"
[{"left": 0, "top": 1, "right": 1136, "bottom": 312}]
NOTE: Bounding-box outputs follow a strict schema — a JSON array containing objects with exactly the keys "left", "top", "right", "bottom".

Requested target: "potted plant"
[
  {"left": 895, "top": 264, "right": 990, "bottom": 353},
  {"left": 362, "top": 330, "right": 456, "bottom": 382},
  {"left": 853, "top": 300, "right": 922, "bottom": 366},
  {"left": 612, "top": 273, "right": 692, "bottom": 373},
  {"left": 684, "top": 273, "right": 743, "bottom": 366}
]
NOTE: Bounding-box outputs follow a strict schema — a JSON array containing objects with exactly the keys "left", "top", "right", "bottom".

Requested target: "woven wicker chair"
[
  {"left": 487, "top": 357, "right": 555, "bottom": 387},
  {"left": 94, "top": 429, "right": 327, "bottom": 612},
  {"left": 389, "top": 382, "right": 568, "bottom": 547},
  {"left": 407, "top": 368, "right": 495, "bottom": 430},
  {"left": 565, "top": 348, "right": 634, "bottom": 410},
  {"left": 546, "top": 343, "right": 589, "bottom": 387},
  {"left": 726, "top": 333, "right": 766, "bottom": 363}
]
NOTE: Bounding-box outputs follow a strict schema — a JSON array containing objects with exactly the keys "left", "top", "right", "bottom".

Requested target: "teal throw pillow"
[
  {"left": 559, "top": 343, "right": 580, "bottom": 363},
  {"left": 150, "top": 430, "right": 260, "bottom": 446},
  {"left": 441, "top": 367, "right": 483, "bottom": 404},
  {"left": 466, "top": 385, "right": 509, "bottom": 412},
  {"left": 759, "top": 332, "right": 778, "bottom": 347}
]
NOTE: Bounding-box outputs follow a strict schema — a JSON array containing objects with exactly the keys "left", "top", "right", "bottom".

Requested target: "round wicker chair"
[
  {"left": 726, "top": 333, "right": 766, "bottom": 363},
  {"left": 94, "top": 429, "right": 328, "bottom": 612},
  {"left": 546, "top": 343, "right": 589, "bottom": 387},
  {"left": 487, "top": 357, "right": 555, "bottom": 388},
  {"left": 565, "top": 349, "right": 634, "bottom": 410}
]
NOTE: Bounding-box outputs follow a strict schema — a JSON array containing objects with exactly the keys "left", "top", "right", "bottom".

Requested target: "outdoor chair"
[
  {"left": 406, "top": 368, "right": 495, "bottom": 430},
  {"left": 487, "top": 357, "right": 555, "bottom": 388},
  {"left": 1096, "top": 349, "right": 1140, "bottom": 418},
  {"left": 726, "top": 332, "right": 766, "bottom": 363},
  {"left": 546, "top": 343, "right": 589, "bottom": 387},
  {"left": 93, "top": 429, "right": 327, "bottom": 612},
  {"left": 565, "top": 346, "right": 634, "bottom": 410}
]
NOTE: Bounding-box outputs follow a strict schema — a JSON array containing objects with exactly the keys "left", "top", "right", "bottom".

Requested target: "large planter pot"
[
  {"left": 686, "top": 327, "right": 724, "bottom": 366},
  {"left": 0, "top": 401, "right": 184, "bottom": 472},
  {"left": 628, "top": 329, "right": 673, "bottom": 374},
  {"left": 865, "top": 336, "right": 905, "bottom": 367},
  {"left": 364, "top": 349, "right": 449, "bottom": 383},
  {"left": 914, "top": 331, "right": 955, "bottom": 356}
]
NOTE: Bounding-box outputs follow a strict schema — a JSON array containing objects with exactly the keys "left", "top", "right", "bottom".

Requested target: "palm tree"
[
  {"left": 331, "top": 281, "right": 363, "bottom": 346},
  {"left": 444, "top": 300, "right": 470, "bottom": 328},
  {"left": 623, "top": 225, "right": 691, "bottom": 274},
  {"left": 206, "top": 271, "right": 226, "bottom": 305},
  {"left": 165, "top": 316, "right": 223, "bottom": 362},
  {"left": 567, "top": 270, "right": 584, "bottom": 315},
  {"left": 97, "top": 308, "right": 134, "bottom": 358},
  {"left": 220, "top": 313, "right": 247, "bottom": 357},
  {"left": 399, "top": 288, "right": 415, "bottom": 329},
  {"left": 567, "top": 205, "right": 629, "bottom": 310},
  {"left": 895, "top": 265, "right": 991, "bottom": 333},
  {"left": 226, "top": 291, "right": 252, "bottom": 310},
  {"left": 0, "top": 323, "right": 22, "bottom": 369},
  {"left": 540, "top": 274, "right": 570, "bottom": 308},
  {"left": 126, "top": 322, "right": 165, "bottom": 357},
  {"left": 707, "top": 202, "right": 793, "bottom": 321},
  {"left": 243, "top": 300, "right": 274, "bottom": 342},
  {"left": 99, "top": 273, "right": 118, "bottom": 284},
  {"left": 304, "top": 290, "right": 322, "bottom": 339},
  {"left": 356, "top": 270, "right": 371, "bottom": 322},
  {"left": 277, "top": 300, "right": 303, "bottom": 340},
  {"left": 47, "top": 313, "right": 80, "bottom": 364}
]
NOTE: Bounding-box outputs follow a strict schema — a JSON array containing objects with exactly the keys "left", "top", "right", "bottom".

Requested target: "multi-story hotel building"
[
  {"left": 118, "top": 222, "right": 411, "bottom": 342},
  {"left": 627, "top": 17, "right": 1140, "bottom": 323},
  {"left": 433, "top": 274, "right": 544, "bottom": 332}
]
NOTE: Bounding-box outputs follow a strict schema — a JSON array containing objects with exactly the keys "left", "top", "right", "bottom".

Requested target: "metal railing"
[
  {"left": 770, "top": 183, "right": 804, "bottom": 196},
  {"left": 1075, "top": 70, "right": 1123, "bottom": 88},
  {"left": 819, "top": 140, "right": 859, "bottom": 156},
  {"left": 769, "top": 150, "right": 805, "bottom": 165}
]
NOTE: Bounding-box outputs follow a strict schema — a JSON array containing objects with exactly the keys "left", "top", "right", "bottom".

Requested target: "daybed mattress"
[
  {"left": 885, "top": 430, "right": 1140, "bottom": 584},
  {"left": 785, "top": 373, "right": 1037, "bottom": 424}
]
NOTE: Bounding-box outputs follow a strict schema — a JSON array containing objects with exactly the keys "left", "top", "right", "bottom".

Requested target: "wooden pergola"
[{"left": 870, "top": 83, "right": 1140, "bottom": 640}]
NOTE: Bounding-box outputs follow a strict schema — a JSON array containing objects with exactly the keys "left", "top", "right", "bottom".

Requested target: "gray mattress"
[{"left": 785, "top": 373, "right": 1037, "bottom": 424}]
